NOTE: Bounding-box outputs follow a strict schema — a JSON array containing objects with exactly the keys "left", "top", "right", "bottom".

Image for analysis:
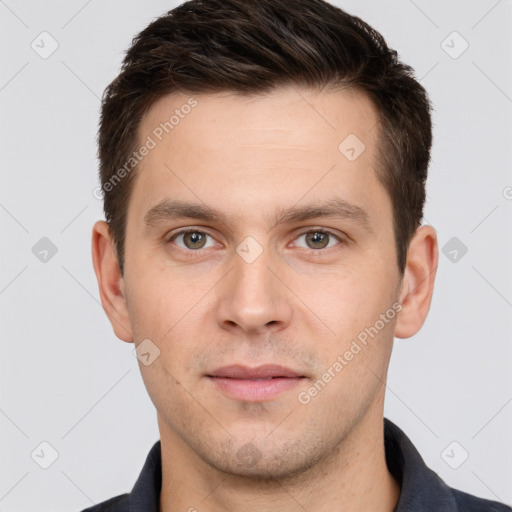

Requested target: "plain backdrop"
[{"left": 0, "top": 1, "right": 511, "bottom": 510}]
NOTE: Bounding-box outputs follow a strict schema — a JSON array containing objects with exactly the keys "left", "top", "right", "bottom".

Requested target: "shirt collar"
[
  {"left": 128, "top": 437, "right": 162, "bottom": 512},
  {"left": 126, "top": 417, "right": 460, "bottom": 511},
  {"left": 384, "top": 418, "right": 458, "bottom": 511}
]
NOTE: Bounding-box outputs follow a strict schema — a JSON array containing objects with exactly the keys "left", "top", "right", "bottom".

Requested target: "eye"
[
  {"left": 292, "top": 230, "right": 343, "bottom": 251},
  {"left": 165, "top": 228, "right": 344, "bottom": 256},
  {"left": 167, "top": 230, "right": 217, "bottom": 251}
]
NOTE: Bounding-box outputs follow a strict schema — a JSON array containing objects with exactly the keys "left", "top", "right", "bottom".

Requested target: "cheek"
[
  {"left": 307, "top": 260, "right": 398, "bottom": 367},
  {"left": 125, "top": 265, "right": 196, "bottom": 338},
  {"left": 305, "top": 266, "right": 391, "bottom": 331},
  {"left": 126, "top": 270, "right": 210, "bottom": 377}
]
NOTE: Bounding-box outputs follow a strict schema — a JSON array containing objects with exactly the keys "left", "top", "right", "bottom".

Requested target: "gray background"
[{"left": 1, "top": 0, "right": 511, "bottom": 510}]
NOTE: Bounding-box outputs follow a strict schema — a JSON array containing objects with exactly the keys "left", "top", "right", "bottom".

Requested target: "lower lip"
[{"left": 208, "top": 376, "right": 304, "bottom": 401}]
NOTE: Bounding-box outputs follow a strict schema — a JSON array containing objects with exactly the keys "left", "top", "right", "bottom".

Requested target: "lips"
[
  {"left": 206, "top": 364, "right": 306, "bottom": 401},
  {"left": 208, "top": 364, "right": 302, "bottom": 379}
]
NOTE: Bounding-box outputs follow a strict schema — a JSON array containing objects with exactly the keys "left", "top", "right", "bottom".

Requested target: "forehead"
[
  {"left": 140, "top": 86, "right": 378, "bottom": 152},
  {"left": 128, "top": 85, "right": 390, "bottom": 232}
]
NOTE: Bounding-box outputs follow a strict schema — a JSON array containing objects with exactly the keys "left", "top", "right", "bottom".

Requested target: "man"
[{"left": 86, "top": 0, "right": 511, "bottom": 510}]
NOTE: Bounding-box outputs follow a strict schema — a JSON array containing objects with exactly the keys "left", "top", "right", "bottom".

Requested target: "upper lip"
[{"left": 207, "top": 364, "right": 303, "bottom": 379}]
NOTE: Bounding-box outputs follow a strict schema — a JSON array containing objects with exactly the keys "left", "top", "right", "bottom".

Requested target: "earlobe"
[
  {"left": 394, "top": 225, "right": 439, "bottom": 339},
  {"left": 91, "top": 220, "right": 134, "bottom": 343}
]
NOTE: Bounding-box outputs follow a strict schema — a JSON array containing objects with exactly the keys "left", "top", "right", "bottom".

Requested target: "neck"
[{"left": 158, "top": 405, "right": 400, "bottom": 512}]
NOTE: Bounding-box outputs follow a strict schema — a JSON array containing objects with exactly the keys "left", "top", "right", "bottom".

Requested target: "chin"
[{"left": 198, "top": 436, "right": 328, "bottom": 482}]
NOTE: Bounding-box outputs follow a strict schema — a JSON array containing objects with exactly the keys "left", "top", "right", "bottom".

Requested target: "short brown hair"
[{"left": 98, "top": 0, "right": 432, "bottom": 276}]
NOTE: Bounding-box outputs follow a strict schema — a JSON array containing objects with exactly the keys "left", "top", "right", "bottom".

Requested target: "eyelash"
[{"left": 164, "top": 228, "right": 345, "bottom": 257}]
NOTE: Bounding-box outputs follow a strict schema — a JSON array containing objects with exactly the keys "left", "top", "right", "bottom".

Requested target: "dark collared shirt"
[{"left": 80, "top": 418, "right": 511, "bottom": 511}]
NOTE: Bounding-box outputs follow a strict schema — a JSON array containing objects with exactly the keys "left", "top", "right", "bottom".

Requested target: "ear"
[
  {"left": 394, "top": 225, "right": 438, "bottom": 339},
  {"left": 91, "top": 220, "right": 133, "bottom": 343}
]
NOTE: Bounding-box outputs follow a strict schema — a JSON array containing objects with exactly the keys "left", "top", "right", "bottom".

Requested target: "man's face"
[{"left": 121, "top": 86, "right": 402, "bottom": 477}]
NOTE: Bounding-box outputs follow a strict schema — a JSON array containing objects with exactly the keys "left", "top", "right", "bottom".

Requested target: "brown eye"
[
  {"left": 293, "top": 230, "right": 341, "bottom": 251},
  {"left": 305, "top": 231, "right": 330, "bottom": 249},
  {"left": 183, "top": 231, "right": 207, "bottom": 249},
  {"left": 169, "top": 230, "right": 215, "bottom": 250}
]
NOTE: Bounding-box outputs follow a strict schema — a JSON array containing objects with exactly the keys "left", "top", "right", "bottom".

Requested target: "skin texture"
[{"left": 92, "top": 85, "right": 438, "bottom": 511}]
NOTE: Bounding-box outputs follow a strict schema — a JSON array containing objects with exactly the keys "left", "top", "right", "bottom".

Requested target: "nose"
[{"left": 215, "top": 241, "right": 293, "bottom": 337}]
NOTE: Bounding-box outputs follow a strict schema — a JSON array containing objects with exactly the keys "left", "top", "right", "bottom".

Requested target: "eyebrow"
[{"left": 143, "top": 197, "right": 374, "bottom": 233}]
